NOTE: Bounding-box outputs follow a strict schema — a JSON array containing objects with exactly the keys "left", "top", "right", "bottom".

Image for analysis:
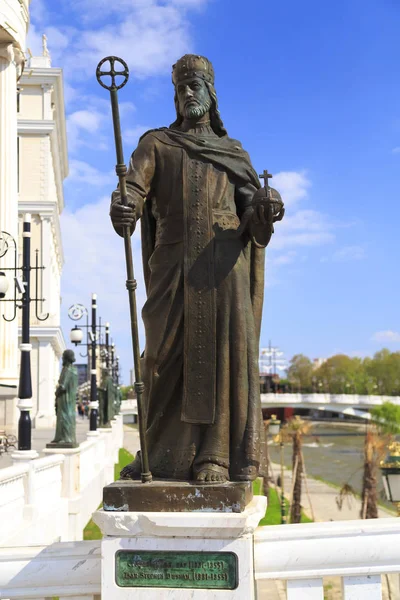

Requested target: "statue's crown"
[{"left": 172, "top": 54, "right": 214, "bottom": 86}]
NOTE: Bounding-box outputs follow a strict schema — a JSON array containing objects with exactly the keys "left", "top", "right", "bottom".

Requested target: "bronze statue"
[
  {"left": 110, "top": 55, "right": 284, "bottom": 484},
  {"left": 47, "top": 349, "right": 78, "bottom": 448}
]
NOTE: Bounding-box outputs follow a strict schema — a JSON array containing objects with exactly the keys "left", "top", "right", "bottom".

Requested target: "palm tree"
[{"left": 281, "top": 416, "right": 311, "bottom": 523}]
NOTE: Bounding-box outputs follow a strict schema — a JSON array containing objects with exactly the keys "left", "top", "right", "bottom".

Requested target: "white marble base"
[
  {"left": 11, "top": 449, "right": 39, "bottom": 463},
  {"left": 87, "top": 430, "right": 100, "bottom": 438},
  {"left": 93, "top": 495, "right": 266, "bottom": 599}
]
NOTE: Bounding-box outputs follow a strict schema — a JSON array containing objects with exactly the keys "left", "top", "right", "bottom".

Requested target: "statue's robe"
[
  {"left": 99, "top": 374, "right": 115, "bottom": 426},
  {"left": 52, "top": 364, "right": 78, "bottom": 445},
  {"left": 112, "top": 122, "right": 266, "bottom": 481}
]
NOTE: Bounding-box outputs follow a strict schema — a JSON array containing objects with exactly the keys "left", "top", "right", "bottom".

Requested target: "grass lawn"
[
  {"left": 253, "top": 478, "right": 313, "bottom": 525},
  {"left": 83, "top": 448, "right": 135, "bottom": 540}
]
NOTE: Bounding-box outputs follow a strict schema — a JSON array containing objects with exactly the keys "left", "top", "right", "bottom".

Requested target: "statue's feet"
[
  {"left": 194, "top": 463, "right": 228, "bottom": 484},
  {"left": 120, "top": 460, "right": 141, "bottom": 480}
]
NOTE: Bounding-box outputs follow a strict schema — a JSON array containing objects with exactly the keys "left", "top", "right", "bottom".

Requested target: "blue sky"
[{"left": 28, "top": 0, "right": 400, "bottom": 382}]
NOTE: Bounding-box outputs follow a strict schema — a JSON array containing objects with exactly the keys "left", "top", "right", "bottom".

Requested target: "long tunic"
[
  {"left": 112, "top": 122, "right": 266, "bottom": 481},
  {"left": 52, "top": 364, "right": 78, "bottom": 445}
]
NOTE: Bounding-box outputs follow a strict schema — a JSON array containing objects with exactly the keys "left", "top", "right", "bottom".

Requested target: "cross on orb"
[{"left": 259, "top": 169, "right": 273, "bottom": 196}]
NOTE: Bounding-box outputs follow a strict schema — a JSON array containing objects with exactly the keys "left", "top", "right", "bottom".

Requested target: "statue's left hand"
[{"left": 251, "top": 187, "right": 285, "bottom": 225}]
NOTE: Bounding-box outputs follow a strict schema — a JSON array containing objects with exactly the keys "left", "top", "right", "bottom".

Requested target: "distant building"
[
  {"left": 313, "top": 358, "right": 327, "bottom": 369},
  {"left": 75, "top": 364, "right": 88, "bottom": 387}
]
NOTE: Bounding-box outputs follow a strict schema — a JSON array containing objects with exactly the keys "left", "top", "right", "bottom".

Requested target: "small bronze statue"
[
  {"left": 110, "top": 54, "right": 284, "bottom": 484},
  {"left": 99, "top": 367, "right": 116, "bottom": 427},
  {"left": 47, "top": 349, "right": 78, "bottom": 448}
]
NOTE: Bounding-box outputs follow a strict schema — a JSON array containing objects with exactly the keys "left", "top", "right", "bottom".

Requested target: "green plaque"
[{"left": 116, "top": 550, "right": 238, "bottom": 589}]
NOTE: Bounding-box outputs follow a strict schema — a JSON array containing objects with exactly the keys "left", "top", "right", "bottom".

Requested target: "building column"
[
  {"left": 0, "top": 43, "right": 24, "bottom": 388},
  {"left": 34, "top": 339, "right": 56, "bottom": 429}
]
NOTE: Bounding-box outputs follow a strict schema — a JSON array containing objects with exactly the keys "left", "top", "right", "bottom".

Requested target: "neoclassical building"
[
  {"left": 17, "top": 45, "right": 68, "bottom": 428},
  {"left": 0, "top": 2, "right": 68, "bottom": 429},
  {"left": 0, "top": 0, "right": 30, "bottom": 427}
]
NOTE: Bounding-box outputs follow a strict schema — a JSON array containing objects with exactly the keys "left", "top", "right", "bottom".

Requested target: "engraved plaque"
[{"left": 116, "top": 550, "right": 238, "bottom": 589}]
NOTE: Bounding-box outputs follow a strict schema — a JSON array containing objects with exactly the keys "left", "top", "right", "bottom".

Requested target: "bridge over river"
[{"left": 261, "top": 392, "right": 400, "bottom": 419}]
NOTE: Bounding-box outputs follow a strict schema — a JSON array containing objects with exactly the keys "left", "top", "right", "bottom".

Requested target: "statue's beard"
[{"left": 184, "top": 97, "right": 211, "bottom": 120}]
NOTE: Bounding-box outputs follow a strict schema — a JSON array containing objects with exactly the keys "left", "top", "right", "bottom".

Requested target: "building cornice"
[
  {"left": 0, "top": 0, "right": 29, "bottom": 51},
  {"left": 19, "top": 325, "right": 66, "bottom": 356},
  {"left": 17, "top": 119, "right": 54, "bottom": 134}
]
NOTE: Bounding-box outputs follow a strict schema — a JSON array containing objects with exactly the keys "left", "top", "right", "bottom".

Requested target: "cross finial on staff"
[{"left": 259, "top": 169, "right": 273, "bottom": 197}]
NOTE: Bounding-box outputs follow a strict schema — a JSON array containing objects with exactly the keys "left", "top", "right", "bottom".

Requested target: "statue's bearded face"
[{"left": 176, "top": 77, "right": 211, "bottom": 120}]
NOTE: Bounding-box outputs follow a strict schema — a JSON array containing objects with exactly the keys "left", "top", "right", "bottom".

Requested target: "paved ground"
[
  {"left": 0, "top": 416, "right": 91, "bottom": 469},
  {"left": 122, "top": 424, "right": 140, "bottom": 457}
]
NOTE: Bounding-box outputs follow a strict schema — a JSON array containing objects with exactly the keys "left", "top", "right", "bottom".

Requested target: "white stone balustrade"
[
  {"left": 0, "top": 415, "right": 124, "bottom": 546},
  {"left": 255, "top": 517, "right": 400, "bottom": 598},
  {"left": 1, "top": 516, "right": 400, "bottom": 598}
]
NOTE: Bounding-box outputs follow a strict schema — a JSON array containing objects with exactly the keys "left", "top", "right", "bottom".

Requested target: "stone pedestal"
[
  {"left": 11, "top": 449, "right": 39, "bottom": 462},
  {"left": 93, "top": 495, "right": 266, "bottom": 599}
]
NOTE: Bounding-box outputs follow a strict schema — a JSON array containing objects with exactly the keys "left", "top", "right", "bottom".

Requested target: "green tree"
[
  {"left": 371, "top": 402, "right": 400, "bottom": 435},
  {"left": 315, "top": 354, "right": 365, "bottom": 394},
  {"left": 287, "top": 354, "right": 314, "bottom": 392},
  {"left": 365, "top": 350, "right": 400, "bottom": 396},
  {"left": 120, "top": 385, "right": 133, "bottom": 400}
]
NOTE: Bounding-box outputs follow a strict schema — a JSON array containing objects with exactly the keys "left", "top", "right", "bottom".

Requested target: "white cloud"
[
  {"left": 34, "top": 1, "right": 203, "bottom": 82},
  {"left": 63, "top": 82, "right": 78, "bottom": 106},
  {"left": 270, "top": 251, "right": 297, "bottom": 266},
  {"left": 61, "top": 197, "right": 147, "bottom": 372},
  {"left": 272, "top": 170, "right": 311, "bottom": 207},
  {"left": 272, "top": 208, "right": 334, "bottom": 251},
  {"left": 332, "top": 245, "right": 366, "bottom": 262},
  {"left": 392, "top": 147, "right": 400, "bottom": 154},
  {"left": 67, "top": 159, "right": 114, "bottom": 187},
  {"left": 119, "top": 102, "right": 137, "bottom": 117},
  {"left": 26, "top": 23, "right": 43, "bottom": 58},
  {"left": 67, "top": 109, "right": 104, "bottom": 152},
  {"left": 371, "top": 331, "right": 400, "bottom": 343},
  {"left": 124, "top": 125, "right": 152, "bottom": 146}
]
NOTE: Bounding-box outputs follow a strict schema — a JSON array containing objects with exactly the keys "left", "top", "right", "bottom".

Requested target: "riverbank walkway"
[{"left": 269, "top": 460, "right": 394, "bottom": 521}]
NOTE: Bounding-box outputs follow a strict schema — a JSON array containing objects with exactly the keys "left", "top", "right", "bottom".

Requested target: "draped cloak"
[
  {"left": 52, "top": 364, "right": 78, "bottom": 446},
  {"left": 111, "top": 124, "right": 267, "bottom": 481}
]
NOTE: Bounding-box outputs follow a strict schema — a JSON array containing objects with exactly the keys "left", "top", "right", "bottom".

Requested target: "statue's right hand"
[{"left": 110, "top": 203, "right": 136, "bottom": 233}]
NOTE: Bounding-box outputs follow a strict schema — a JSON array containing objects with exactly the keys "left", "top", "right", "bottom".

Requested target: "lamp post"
[
  {"left": 68, "top": 295, "right": 108, "bottom": 433},
  {"left": 0, "top": 216, "right": 49, "bottom": 458},
  {"left": 380, "top": 442, "right": 400, "bottom": 516}
]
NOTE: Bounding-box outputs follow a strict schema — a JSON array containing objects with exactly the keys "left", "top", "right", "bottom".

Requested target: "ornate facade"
[
  {"left": 0, "top": 0, "right": 29, "bottom": 427},
  {"left": 0, "top": 2, "right": 68, "bottom": 429},
  {"left": 17, "top": 48, "right": 68, "bottom": 428}
]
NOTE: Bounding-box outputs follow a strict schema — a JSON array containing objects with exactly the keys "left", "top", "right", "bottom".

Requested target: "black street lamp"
[
  {"left": 68, "top": 296, "right": 110, "bottom": 432},
  {"left": 0, "top": 215, "right": 49, "bottom": 455}
]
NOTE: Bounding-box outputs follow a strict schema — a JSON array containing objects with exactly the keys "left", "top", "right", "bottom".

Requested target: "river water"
[{"left": 268, "top": 422, "right": 391, "bottom": 509}]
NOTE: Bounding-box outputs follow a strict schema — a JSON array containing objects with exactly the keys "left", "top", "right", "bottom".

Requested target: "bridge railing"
[
  {"left": 255, "top": 517, "right": 400, "bottom": 598},
  {"left": 1, "top": 517, "right": 400, "bottom": 598},
  {"left": 261, "top": 392, "right": 400, "bottom": 409}
]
